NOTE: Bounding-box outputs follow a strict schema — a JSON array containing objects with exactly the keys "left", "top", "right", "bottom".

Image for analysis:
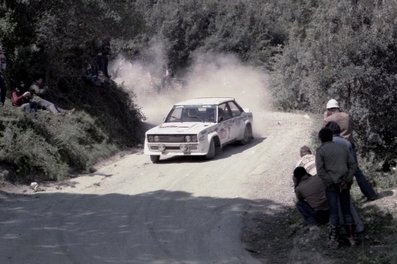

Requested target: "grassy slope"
[{"left": 242, "top": 113, "right": 397, "bottom": 263}]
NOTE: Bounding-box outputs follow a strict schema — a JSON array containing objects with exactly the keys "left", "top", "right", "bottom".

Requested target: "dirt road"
[{"left": 0, "top": 111, "right": 313, "bottom": 264}]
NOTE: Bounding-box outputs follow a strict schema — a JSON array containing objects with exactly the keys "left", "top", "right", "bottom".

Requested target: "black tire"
[
  {"left": 150, "top": 155, "right": 160, "bottom": 163},
  {"left": 240, "top": 125, "right": 253, "bottom": 145},
  {"left": 205, "top": 139, "right": 216, "bottom": 160}
]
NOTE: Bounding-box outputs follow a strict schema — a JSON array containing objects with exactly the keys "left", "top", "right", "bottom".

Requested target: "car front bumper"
[{"left": 144, "top": 142, "right": 209, "bottom": 156}]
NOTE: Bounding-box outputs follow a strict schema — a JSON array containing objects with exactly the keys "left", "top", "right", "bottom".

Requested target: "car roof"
[{"left": 174, "top": 97, "right": 235, "bottom": 106}]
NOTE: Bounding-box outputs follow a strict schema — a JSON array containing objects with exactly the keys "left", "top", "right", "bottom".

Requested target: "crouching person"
[{"left": 294, "top": 166, "right": 329, "bottom": 227}]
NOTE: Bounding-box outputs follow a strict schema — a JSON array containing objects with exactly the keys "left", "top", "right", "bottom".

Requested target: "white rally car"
[{"left": 144, "top": 97, "right": 253, "bottom": 163}]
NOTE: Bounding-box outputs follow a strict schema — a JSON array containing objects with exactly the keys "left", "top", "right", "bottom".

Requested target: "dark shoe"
[
  {"left": 344, "top": 224, "right": 357, "bottom": 247},
  {"left": 367, "top": 195, "right": 378, "bottom": 201}
]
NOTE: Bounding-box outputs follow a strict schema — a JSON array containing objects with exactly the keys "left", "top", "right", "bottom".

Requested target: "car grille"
[{"left": 147, "top": 134, "right": 197, "bottom": 143}]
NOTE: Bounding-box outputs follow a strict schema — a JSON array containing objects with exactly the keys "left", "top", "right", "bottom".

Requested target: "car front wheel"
[
  {"left": 205, "top": 139, "right": 216, "bottom": 160},
  {"left": 150, "top": 155, "right": 160, "bottom": 163}
]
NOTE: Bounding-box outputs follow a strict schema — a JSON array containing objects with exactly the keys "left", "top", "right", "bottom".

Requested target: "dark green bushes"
[
  {"left": 1, "top": 0, "right": 396, "bottom": 181},
  {"left": 0, "top": 78, "right": 144, "bottom": 183},
  {"left": 0, "top": 0, "right": 145, "bottom": 182},
  {"left": 0, "top": 106, "right": 118, "bottom": 182},
  {"left": 270, "top": 0, "right": 397, "bottom": 170}
]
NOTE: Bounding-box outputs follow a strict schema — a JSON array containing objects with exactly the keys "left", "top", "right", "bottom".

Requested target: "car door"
[
  {"left": 226, "top": 101, "right": 244, "bottom": 140},
  {"left": 217, "top": 103, "right": 234, "bottom": 144}
]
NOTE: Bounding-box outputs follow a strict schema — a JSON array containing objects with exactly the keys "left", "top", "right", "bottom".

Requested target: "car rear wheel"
[
  {"left": 150, "top": 155, "right": 160, "bottom": 163},
  {"left": 205, "top": 139, "right": 216, "bottom": 160},
  {"left": 240, "top": 124, "right": 253, "bottom": 145}
]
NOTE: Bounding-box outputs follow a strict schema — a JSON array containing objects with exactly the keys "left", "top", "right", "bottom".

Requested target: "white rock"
[{"left": 30, "top": 182, "right": 39, "bottom": 192}]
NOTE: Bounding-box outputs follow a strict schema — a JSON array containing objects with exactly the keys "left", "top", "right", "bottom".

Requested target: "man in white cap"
[
  {"left": 324, "top": 100, "right": 378, "bottom": 201},
  {"left": 323, "top": 99, "right": 353, "bottom": 143}
]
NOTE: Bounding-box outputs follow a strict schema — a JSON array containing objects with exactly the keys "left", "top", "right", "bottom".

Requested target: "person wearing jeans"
[
  {"left": 316, "top": 127, "right": 357, "bottom": 248},
  {"left": 323, "top": 99, "right": 378, "bottom": 201},
  {"left": 325, "top": 121, "right": 378, "bottom": 201},
  {"left": 0, "top": 74, "right": 6, "bottom": 107}
]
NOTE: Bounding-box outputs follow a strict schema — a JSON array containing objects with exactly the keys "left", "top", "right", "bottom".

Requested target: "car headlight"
[
  {"left": 185, "top": 135, "right": 197, "bottom": 142},
  {"left": 148, "top": 135, "right": 154, "bottom": 142},
  {"left": 154, "top": 135, "right": 160, "bottom": 142}
]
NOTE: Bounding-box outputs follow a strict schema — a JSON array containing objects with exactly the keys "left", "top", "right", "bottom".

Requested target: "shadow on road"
[{"left": 0, "top": 188, "right": 282, "bottom": 264}]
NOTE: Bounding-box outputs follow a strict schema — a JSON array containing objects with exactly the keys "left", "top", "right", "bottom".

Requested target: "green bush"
[
  {"left": 270, "top": 0, "right": 397, "bottom": 171},
  {"left": 0, "top": 105, "right": 121, "bottom": 183},
  {"left": 0, "top": 118, "right": 68, "bottom": 182}
]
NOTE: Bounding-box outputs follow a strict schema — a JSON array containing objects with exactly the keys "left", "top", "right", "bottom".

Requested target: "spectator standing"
[
  {"left": 323, "top": 99, "right": 353, "bottom": 143},
  {"left": 325, "top": 121, "right": 378, "bottom": 201},
  {"left": 0, "top": 46, "right": 7, "bottom": 107},
  {"left": 316, "top": 127, "right": 357, "bottom": 248}
]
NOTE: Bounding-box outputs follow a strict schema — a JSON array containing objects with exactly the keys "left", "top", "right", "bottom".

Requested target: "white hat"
[{"left": 326, "top": 99, "right": 339, "bottom": 109}]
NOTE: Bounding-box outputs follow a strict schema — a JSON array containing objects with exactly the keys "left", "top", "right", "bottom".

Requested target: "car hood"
[{"left": 147, "top": 122, "right": 215, "bottom": 134}]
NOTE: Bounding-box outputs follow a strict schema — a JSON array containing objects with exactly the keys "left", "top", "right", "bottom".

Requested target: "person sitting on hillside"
[
  {"left": 294, "top": 166, "right": 329, "bottom": 227},
  {"left": 29, "top": 77, "right": 74, "bottom": 115},
  {"left": 11, "top": 80, "right": 38, "bottom": 113}
]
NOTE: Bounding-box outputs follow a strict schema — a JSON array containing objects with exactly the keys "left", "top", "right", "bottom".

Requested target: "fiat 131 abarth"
[{"left": 144, "top": 97, "right": 253, "bottom": 163}]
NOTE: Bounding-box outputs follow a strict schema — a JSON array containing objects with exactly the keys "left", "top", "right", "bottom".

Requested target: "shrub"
[{"left": 0, "top": 105, "right": 120, "bottom": 183}]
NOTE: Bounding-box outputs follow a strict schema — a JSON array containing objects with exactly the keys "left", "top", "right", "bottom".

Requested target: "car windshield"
[{"left": 165, "top": 105, "right": 216, "bottom": 123}]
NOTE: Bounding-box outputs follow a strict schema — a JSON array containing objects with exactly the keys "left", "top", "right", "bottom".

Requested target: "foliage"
[
  {"left": 243, "top": 204, "right": 397, "bottom": 263},
  {"left": 0, "top": 107, "right": 119, "bottom": 182},
  {"left": 0, "top": 0, "right": 145, "bottom": 182},
  {"left": 1, "top": 0, "right": 396, "bottom": 180},
  {"left": 134, "top": 0, "right": 288, "bottom": 72},
  {"left": 271, "top": 0, "right": 397, "bottom": 169}
]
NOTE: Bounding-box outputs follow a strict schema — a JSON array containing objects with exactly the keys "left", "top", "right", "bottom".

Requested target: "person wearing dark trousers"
[
  {"left": 0, "top": 74, "right": 6, "bottom": 107},
  {"left": 325, "top": 121, "right": 378, "bottom": 201},
  {"left": 294, "top": 166, "right": 329, "bottom": 226},
  {"left": 0, "top": 47, "right": 7, "bottom": 107},
  {"left": 316, "top": 127, "right": 357, "bottom": 249}
]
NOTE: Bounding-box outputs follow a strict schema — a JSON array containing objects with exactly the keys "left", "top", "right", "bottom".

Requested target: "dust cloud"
[{"left": 109, "top": 47, "right": 272, "bottom": 131}]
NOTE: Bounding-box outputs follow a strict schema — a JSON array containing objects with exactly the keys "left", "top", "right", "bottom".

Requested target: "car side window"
[
  {"left": 166, "top": 107, "right": 183, "bottom": 122},
  {"left": 228, "top": 101, "right": 243, "bottom": 117},
  {"left": 218, "top": 103, "right": 232, "bottom": 122}
]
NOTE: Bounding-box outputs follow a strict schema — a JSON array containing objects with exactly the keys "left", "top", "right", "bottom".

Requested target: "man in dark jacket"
[
  {"left": 0, "top": 74, "right": 6, "bottom": 107},
  {"left": 0, "top": 46, "right": 7, "bottom": 107},
  {"left": 294, "top": 167, "right": 329, "bottom": 226},
  {"left": 325, "top": 121, "right": 378, "bottom": 201},
  {"left": 316, "top": 127, "right": 357, "bottom": 248}
]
